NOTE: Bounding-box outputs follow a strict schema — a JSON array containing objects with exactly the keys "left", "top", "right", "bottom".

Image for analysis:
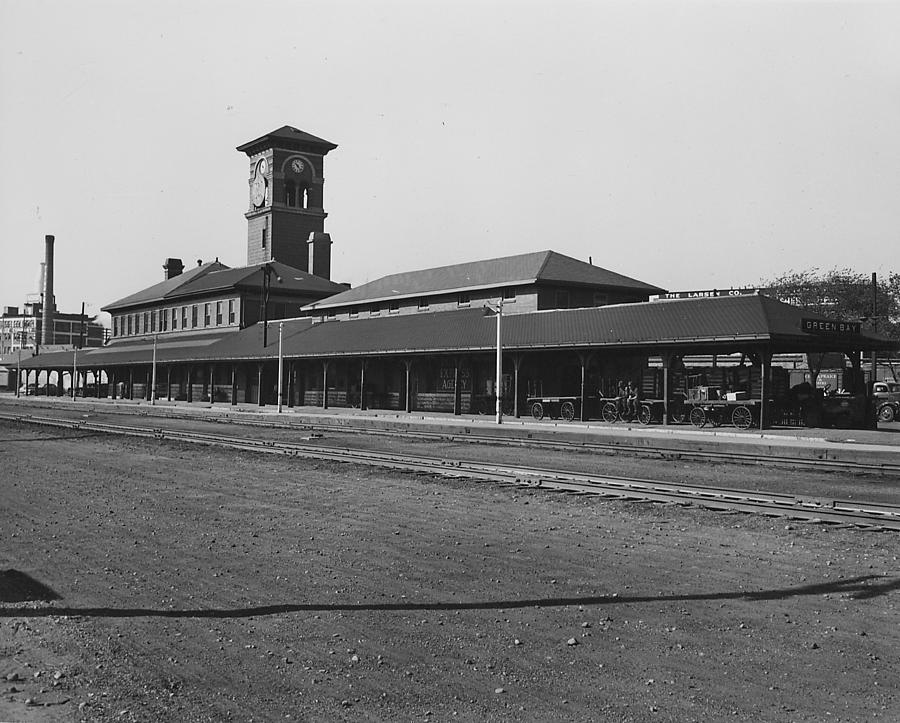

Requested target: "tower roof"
[{"left": 236, "top": 126, "right": 338, "bottom": 155}]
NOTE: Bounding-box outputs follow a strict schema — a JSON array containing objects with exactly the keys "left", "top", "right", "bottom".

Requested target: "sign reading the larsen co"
[
  {"left": 658, "top": 289, "right": 759, "bottom": 300},
  {"left": 801, "top": 318, "right": 861, "bottom": 335}
]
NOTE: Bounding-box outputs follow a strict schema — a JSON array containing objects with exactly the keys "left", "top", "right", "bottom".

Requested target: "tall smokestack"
[{"left": 41, "top": 235, "right": 55, "bottom": 346}]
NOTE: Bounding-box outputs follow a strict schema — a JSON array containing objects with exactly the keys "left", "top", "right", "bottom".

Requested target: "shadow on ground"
[
  {"left": 1, "top": 574, "right": 896, "bottom": 619},
  {"left": 0, "top": 569, "right": 63, "bottom": 603}
]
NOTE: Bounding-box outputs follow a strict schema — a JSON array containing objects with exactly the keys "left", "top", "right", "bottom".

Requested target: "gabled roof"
[
  {"left": 102, "top": 261, "right": 228, "bottom": 312},
  {"left": 306, "top": 250, "right": 665, "bottom": 309},
  {"left": 236, "top": 126, "right": 338, "bottom": 154},
  {"left": 103, "top": 261, "right": 348, "bottom": 312}
]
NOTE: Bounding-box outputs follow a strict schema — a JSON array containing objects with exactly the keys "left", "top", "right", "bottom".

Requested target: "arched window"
[{"left": 284, "top": 180, "right": 296, "bottom": 207}]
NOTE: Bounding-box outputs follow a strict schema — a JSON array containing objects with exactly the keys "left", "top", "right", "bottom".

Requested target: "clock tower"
[{"left": 237, "top": 126, "right": 338, "bottom": 278}]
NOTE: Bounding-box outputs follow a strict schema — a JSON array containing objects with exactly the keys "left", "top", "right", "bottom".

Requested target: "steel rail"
[
  {"left": 2, "top": 411, "right": 898, "bottom": 531},
  {"left": 3, "top": 400, "right": 899, "bottom": 475}
]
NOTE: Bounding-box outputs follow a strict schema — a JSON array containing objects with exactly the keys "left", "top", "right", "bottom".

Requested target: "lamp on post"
[
  {"left": 72, "top": 346, "right": 77, "bottom": 401},
  {"left": 151, "top": 334, "right": 158, "bottom": 405},
  {"left": 15, "top": 331, "right": 25, "bottom": 397},
  {"left": 484, "top": 298, "right": 504, "bottom": 425},
  {"left": 277, "top": 321, "right": 284, "bottom": 413},
  {"left": 260, "top": 262, "right": 283, "bottom": 349}
]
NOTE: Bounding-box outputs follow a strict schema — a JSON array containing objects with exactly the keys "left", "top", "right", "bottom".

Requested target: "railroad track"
[
  {"left": 3, "top": 410, "right": 899, "bottom": 531},
  {"left": 3, "top": 399, "right": 899, "bottom": 475}
]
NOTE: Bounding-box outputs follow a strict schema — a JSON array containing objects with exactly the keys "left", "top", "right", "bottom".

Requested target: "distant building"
[{"left": 0, "top": 303, "right": 105, "bottom": 355}]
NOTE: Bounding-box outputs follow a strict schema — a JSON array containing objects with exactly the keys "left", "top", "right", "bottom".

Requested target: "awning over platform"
[{"left": 19, "top": 294, "right": 898, "bottom": 370}]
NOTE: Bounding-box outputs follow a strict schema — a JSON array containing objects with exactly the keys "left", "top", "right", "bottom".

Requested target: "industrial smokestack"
[{"left": 41, "top": 235, "right": 55, "bottom": 346}]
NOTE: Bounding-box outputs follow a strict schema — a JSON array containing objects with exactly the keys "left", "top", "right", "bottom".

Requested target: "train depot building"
[{"left": 17, "top": 126, "right": 899, "bottom": 431}]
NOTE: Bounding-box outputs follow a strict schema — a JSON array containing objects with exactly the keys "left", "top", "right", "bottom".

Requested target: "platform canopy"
[{"left": 19, "top": 294, "right": 897, "bottom": 371}]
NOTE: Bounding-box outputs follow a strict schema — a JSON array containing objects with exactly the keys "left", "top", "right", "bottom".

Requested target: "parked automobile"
[{"left": 874, "top": 380, "right": 900, "bottom": 423}]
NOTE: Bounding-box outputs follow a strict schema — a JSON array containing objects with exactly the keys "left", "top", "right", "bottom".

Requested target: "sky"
[{"left": 1, "top": 0, "right": 898, "bottom": 324}]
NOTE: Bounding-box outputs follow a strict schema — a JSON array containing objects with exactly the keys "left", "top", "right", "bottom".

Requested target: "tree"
[{"left": 760, "top": 268, "right": 900, "bottom": 341}]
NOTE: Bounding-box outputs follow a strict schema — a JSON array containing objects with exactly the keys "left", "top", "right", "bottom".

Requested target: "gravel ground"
[{"left": 1, "top": 419, "right": 898, "bottom": 722}]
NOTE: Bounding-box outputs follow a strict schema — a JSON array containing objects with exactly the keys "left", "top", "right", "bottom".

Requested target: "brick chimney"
[
  {"left": 307, "top": 232, "right": 332, "bottom": 280},
  {"left": 41, "top": 235, "right": 55, "bottom": 346},
  {"left": 163, "top": 258, "right": 184, "bottom": 280}
]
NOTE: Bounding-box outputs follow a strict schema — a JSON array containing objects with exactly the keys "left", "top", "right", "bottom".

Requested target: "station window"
[
  {"left": 418, "top": 297, "right": 429, "bottom": 311},
  {"left": 172, "top": 308, "right": 178, "bottom": 330},
  {"left": 127, "top": 315, "right": 133, "bottom": 335},
  {"left": 161, "top": 310, "right": 168, "bottom": 331},
  {"left": 228, "top": 299, "right": 235, "bottom": 324},
  {"left": 502, "top": 287, "right": 516, "bottom": 301},
  {"left": 216, "top": 301, "right": 222, "bottom": 325},
  {"left": 181, "top": 306, "right": 188, "bottom": 328},
  {"left": 150, "top": 311, "right": 157, "bottom": 332},
  {"left": 388, "top": 301, "right": 400, "bottom": 314},
  {"left": 113, "top": 317, "right": 119, "bottom": 337},
  {"left": 261, "top": 228, "right": 267, "bottom": 249},
  {"left": 204, "top": 303, "right": 211, "bottom": 326},
  {"left": 143, "top": 312, "right": 149, "bottom": 333},
  {"left": 457, "top": 293, "right": 470, "bottom": 306}
]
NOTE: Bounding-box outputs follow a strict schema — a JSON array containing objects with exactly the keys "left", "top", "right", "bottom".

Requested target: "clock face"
[
  {"left": 251, "top": 159, "right": 267, "bottom": 207},
  {"left": 291, "top": 159, "right": 305, "bottom": 173}
]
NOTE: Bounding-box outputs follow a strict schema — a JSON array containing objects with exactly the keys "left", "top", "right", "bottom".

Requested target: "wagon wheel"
[
  {"left": 560, "top": 401, "right": 576, "bottom": 422},
  {"left": 732, "top": 405, "right": 753, "bottom": 430},
  {"left": 709, "top": 410, "right": 722, "bottom": 427},
  {"left": 688, "top": 406, "right": 706, "bottom": 428},
  {"left": 877, "top": 403, "right": 896, "bottom": 423},
  {"left": 601, "top": 401, "right": 619, "bottom": 423},
  {"left": 637, "top": 403, "right": 653, "bottom": 425},
  {"left": 531, "top": 402, "right": 544, "bottom": 420}
]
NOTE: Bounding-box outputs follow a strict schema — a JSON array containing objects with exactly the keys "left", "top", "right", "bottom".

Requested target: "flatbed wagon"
[
  {"left": 684, "top": 398, "right": 762, "bottom": 429},
  {"left": 526, "top": 396, "right": 581, "bottom": 421}
]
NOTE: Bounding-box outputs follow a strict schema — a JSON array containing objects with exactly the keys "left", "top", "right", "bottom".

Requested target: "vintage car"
[{"left": 874, "top": 380, "right": 900, "bottom": 423}]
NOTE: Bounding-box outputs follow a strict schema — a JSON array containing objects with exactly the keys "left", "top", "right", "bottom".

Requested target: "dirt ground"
[{"left": 1, "top": 420, "right": 898, "bottom": 722}]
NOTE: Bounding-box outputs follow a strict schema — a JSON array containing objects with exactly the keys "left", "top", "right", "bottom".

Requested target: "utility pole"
[
  {"left": 260, "top": 263, "right": 282, "bottom": 348},
  {"left": 151, "top": 334, "right": 158, "bottom": 405},
  {"left": 72, "top": 347, "right": 77, "bottom": 401},
  {"left": 277, "top": 321, "right": 284, "bottom": 413},
  {"left": 79, "top": 301, "right": 86, "bottom": 349},
  {"left": 484, "top": 298, "right": 504, "bottom": 424},
  {"left": 870, "top": 272, "right": 878, "bottom": 384},
  {"left": 16, "top": 334, "right": 22, "bottom": 397}
]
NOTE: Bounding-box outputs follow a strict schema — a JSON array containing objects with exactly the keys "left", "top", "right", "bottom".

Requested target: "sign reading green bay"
[{"left": 801, "top": 318, "right": 861, "bottom": 335}]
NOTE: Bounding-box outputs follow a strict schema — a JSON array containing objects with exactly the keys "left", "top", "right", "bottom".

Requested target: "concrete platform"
[{"left": 3, "top": 393, "right": 899, "bottom": 470}]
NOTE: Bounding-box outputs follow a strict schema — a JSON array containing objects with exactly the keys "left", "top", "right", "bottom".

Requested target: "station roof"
[
  {"left": 23, "top": 294, "right": 896, "bottom": 370},
  {"left": 19, "top": 331, "right": 230, "bottom": 370},
  {"left": 305, "top": 250, "right": 665, "bottom": 310},
  {"left": 103, "top": 261, "right": 347, "bottom": 313}
]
